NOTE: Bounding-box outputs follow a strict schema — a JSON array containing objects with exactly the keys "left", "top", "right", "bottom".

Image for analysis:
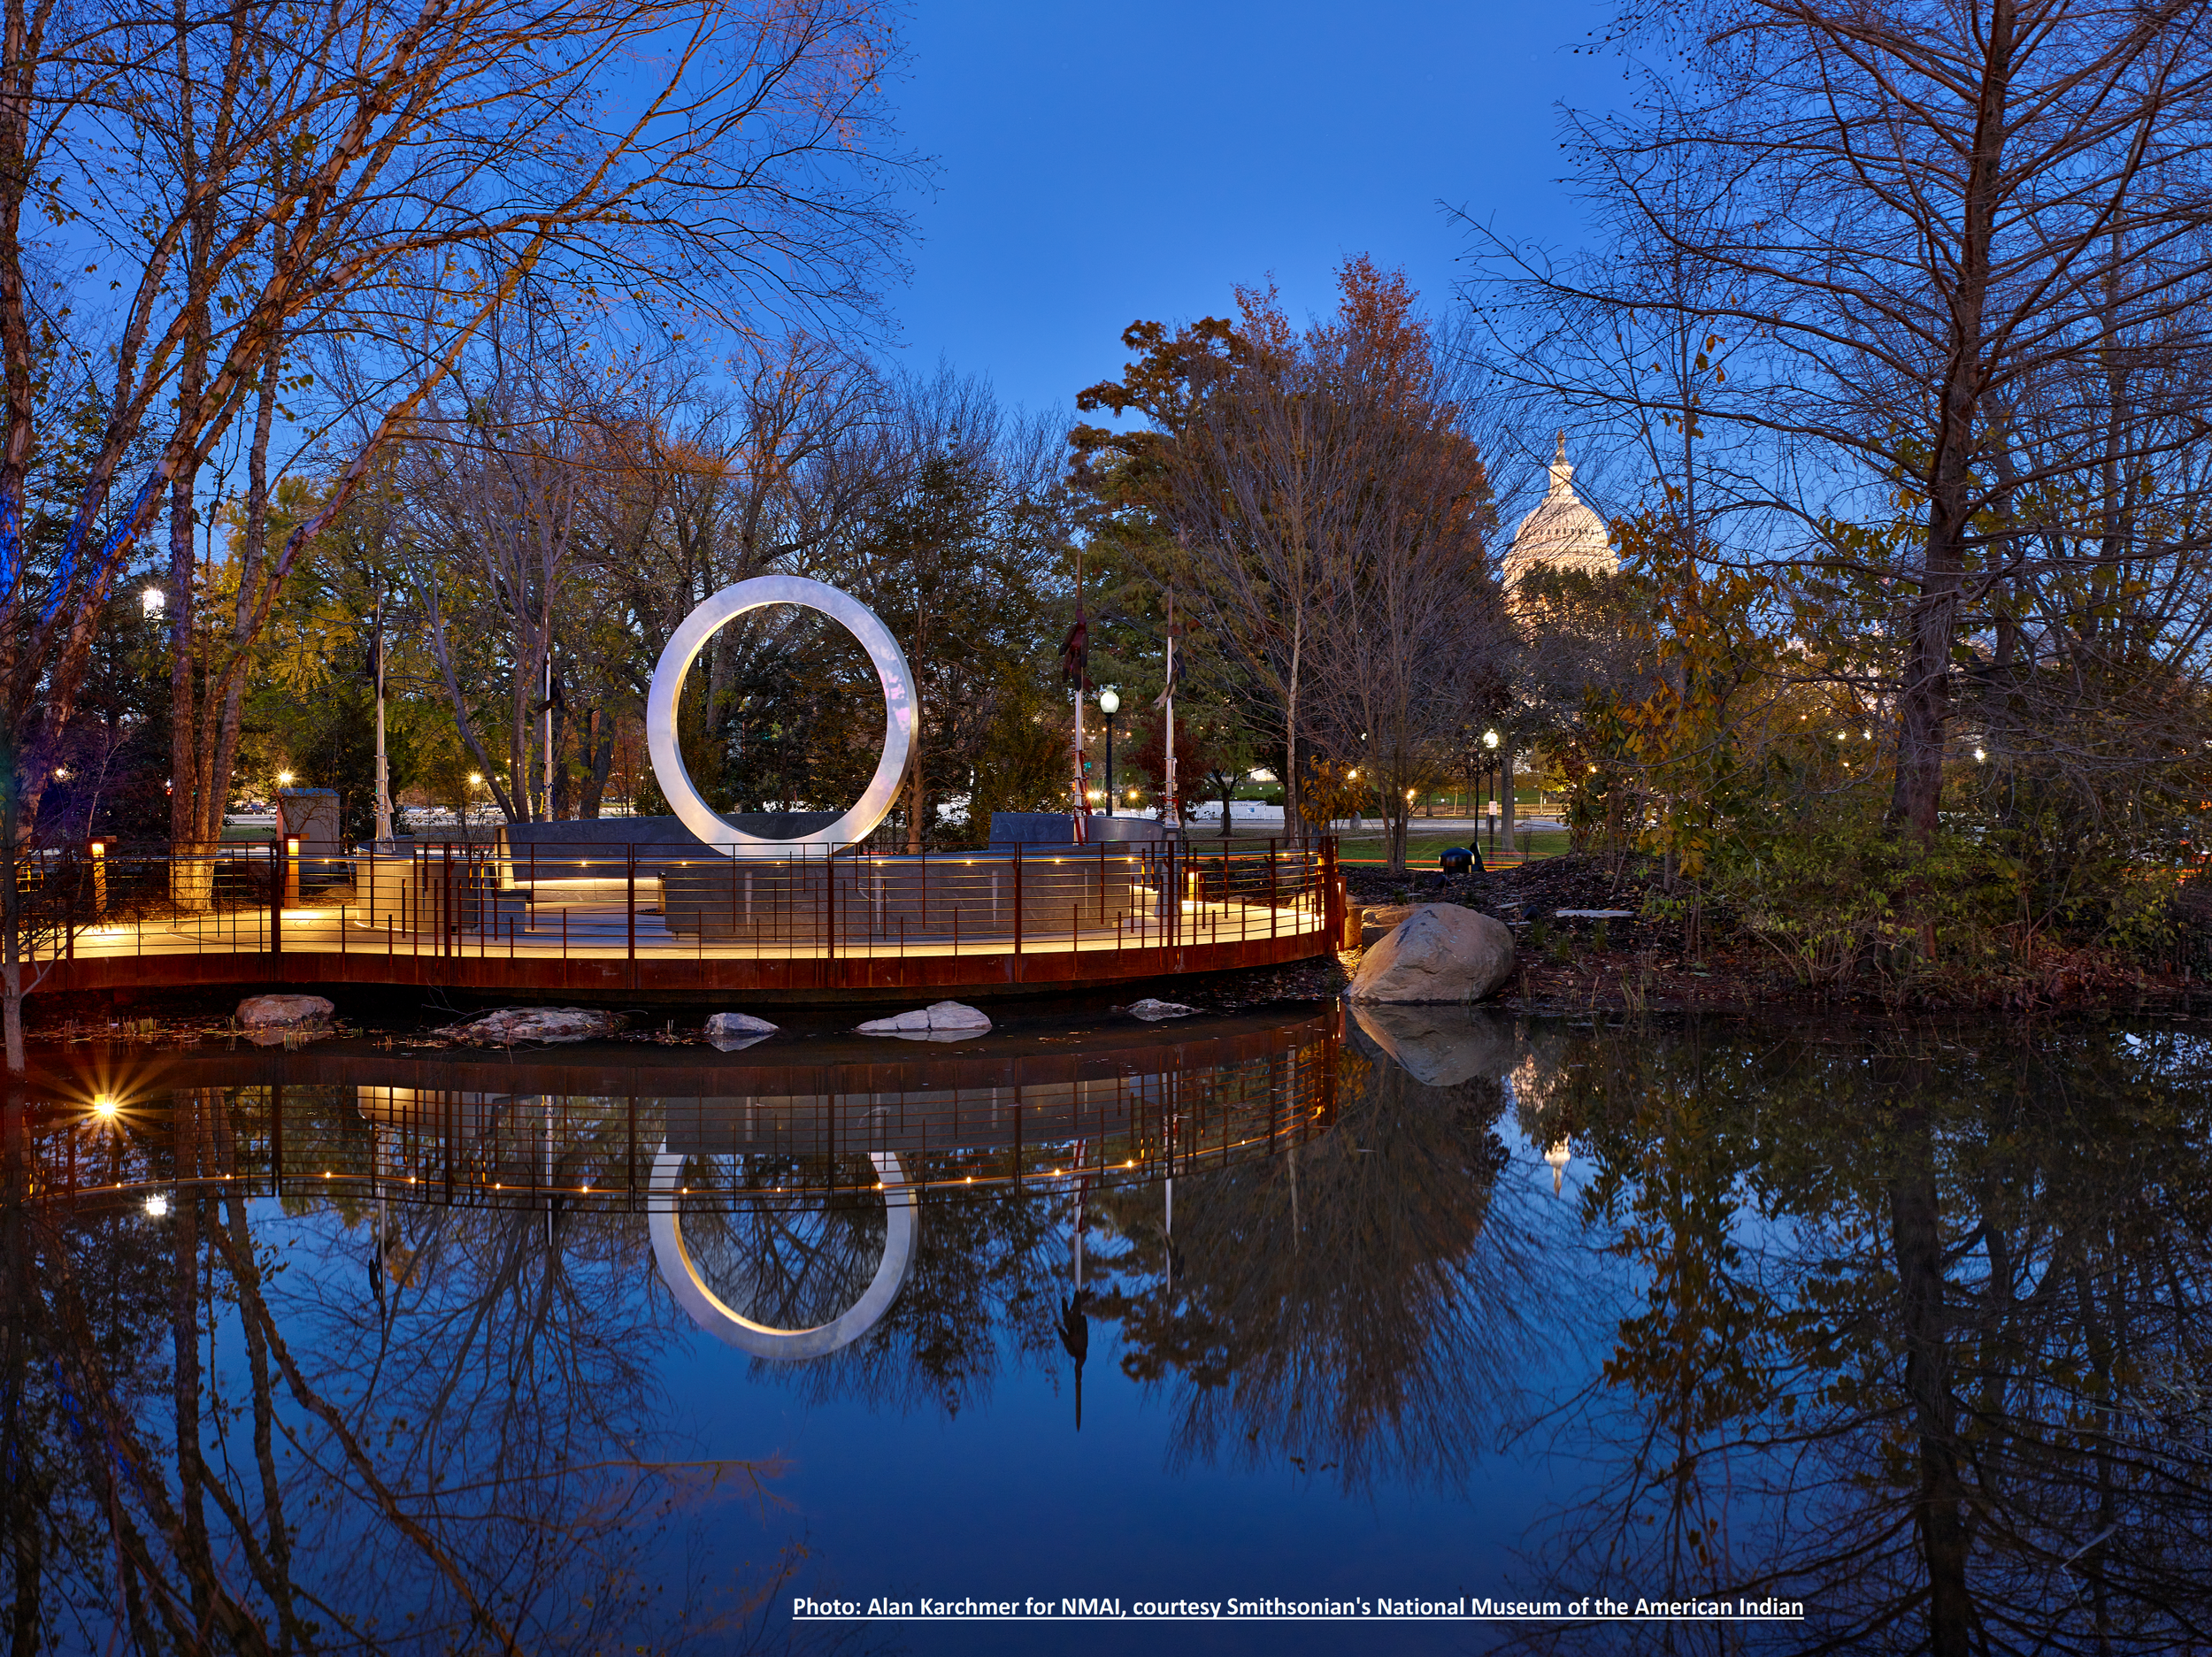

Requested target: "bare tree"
[
  {"left": 0, "top": 0, "right": 909, "bottom": 1066},
  {"left": 1473, "top": 0, "right": 2212, "bottom": 840}
]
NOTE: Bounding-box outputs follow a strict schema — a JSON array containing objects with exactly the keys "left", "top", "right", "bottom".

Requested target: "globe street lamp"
[
  {"left": 1097, "top": 687, "right": 1120, "bottom": 817},
  {"left": 1482, "top": 730, "right": 1501, "bottom": 855}
]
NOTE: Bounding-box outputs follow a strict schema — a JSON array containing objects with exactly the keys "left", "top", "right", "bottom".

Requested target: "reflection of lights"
[{"left": 143, "top": 1193, "right": 171, "bottom": 1218}]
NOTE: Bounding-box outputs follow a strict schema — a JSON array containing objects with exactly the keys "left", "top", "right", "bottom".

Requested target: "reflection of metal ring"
[
  {"left": 646, "top": 575, "right": 914, "bottom": 854},
  {"left": 649, "top": 1144, "right": 916, "bottom": 1361}
]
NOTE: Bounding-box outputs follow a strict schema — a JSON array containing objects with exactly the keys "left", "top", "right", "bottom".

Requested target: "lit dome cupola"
[{"left": 1502, "top": 432, "right": 1616, "bottom": 588}]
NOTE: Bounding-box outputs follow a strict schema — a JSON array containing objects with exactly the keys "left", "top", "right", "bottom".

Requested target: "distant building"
[{"left": 1502, "top": 433, "right": 1615, "bottom": 589}]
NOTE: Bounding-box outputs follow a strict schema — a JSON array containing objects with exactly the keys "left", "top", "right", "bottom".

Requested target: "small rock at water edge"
[
  {"left": 1360, "top": 903, "right": 1417, "bottom": 946},
  {"left": 1125, "top": 998, "right": 1199, "bottom": 1022},
  {"left": 704, "top": 1010, "right": 779, "bottom": 1051},
  {"left": 237, "top": 994, "right": 334, "bottom": 1030},
  {"left": 442, "top": 1007, "right": 626, "bottom": 1046},
  {"left": 856, "top": 1001, "right": 993, "bottom": 1041},
  {"left": 1346, "top": 905, "right": 1517, "bottom": 1005}
]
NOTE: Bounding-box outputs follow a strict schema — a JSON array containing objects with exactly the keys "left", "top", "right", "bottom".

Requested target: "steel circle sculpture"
[
  {"left": 649, "top": 1145, "right": 917, "bottom": 1361},
  {"left": 646, "top": 574, "right": 915, "bottom": 854}
]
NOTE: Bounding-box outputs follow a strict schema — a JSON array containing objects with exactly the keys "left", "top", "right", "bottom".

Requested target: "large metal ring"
[
  {"left": 649, "top": 1145, "right": 917, "bottom": 1361},
  {"left": 646, "top": 575, "right": 914, "bottom": 854}
]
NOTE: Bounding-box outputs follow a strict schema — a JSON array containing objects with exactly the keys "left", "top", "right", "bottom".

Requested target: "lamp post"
[
  {"left": 1098, "top": 687, "right": 1120, "bottom": 817},
  {"left": 1482, "top": 729, "right": 1500, "bottom": 855}
]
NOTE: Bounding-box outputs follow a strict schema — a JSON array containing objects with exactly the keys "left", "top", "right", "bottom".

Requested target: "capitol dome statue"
[{"left": 1502, "top": 433, "right": 1616, "bottom": 588}]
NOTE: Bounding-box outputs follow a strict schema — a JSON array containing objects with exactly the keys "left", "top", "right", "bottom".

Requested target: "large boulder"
[
  {"left": 441, "top": 1007, "right": 626, "bottom": 1046},
  {"left": 237, "top": 993, "right": 334, "bottom": 1030},
  {"left": 704, "top": 1011, "right": 778, "bottom": 1052},
  {"left": 1346, "top": 904, "right": 1516, "bottom": 1004},
  {"left": 856, "top": 1001, "right": 992, "bottom": 1042},
  {"left": 1348, "top": 1002, "right": 1518, "bottom": 1086}
]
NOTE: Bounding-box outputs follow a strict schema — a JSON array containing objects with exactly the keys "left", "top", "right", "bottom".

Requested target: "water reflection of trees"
[
  {"left": 0, "top": 1086, "right": 788, "bottom": 1653},
  {"left": 1519, "top": 1022, "right": 2212, "bottom": 1656},
  {"left": 1085, "top": 1050, "right": 1548, "bottom": 1492}
]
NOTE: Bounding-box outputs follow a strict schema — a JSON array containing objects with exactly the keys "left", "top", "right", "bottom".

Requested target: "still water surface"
[{"left": 4, "top": 1004, "right": 2208, "bottom": 1653}]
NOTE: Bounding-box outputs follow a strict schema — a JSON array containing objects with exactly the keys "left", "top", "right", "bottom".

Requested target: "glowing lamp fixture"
[
  {"left": 277, "top": 770, "right": 294, "bottom": 786},
  {"left": 1974, "top": 746, "right": 1988, "bottom": 763},
  {"left": 91, "top": 1094, "right": 119, "bottom": 1119},
  {"left": 1483, "top": 729, "right": 1500, "bottom": 749},
  {"left": 1098, "top": 687, "right": 1119, "bottom": 715},
  {"left": 143, "top": 1193, "right": 171, "bottom": 1219}
]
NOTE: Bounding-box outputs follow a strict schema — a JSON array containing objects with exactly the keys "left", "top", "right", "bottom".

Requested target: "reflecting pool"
[{"left": 4, "top": 1005, "right": 2209, "bottom": 1653}]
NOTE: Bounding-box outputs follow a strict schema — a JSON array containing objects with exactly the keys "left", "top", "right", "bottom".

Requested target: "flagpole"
[
  {"left": 1065, "top": 547, "right": 1089, "bottom": 846},
  {"left": 373, "top": 587, "right": 394, "bottom": 848},
  {"left": 542, "top": 651, "right": 554, "bottom": 821},
  {"left": 1161, "top": 590, "right": 1179, "bottom": 836}
]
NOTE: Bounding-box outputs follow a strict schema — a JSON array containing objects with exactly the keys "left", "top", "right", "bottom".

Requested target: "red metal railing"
[{"left": 19, "top": 835, "right": 1345, "bottom": 987}]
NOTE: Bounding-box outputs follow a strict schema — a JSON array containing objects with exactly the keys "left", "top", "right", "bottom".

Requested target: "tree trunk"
[
  {"left": 3, "top": 768, "right": 22, "bottom": 1077},
  {"left": 167, "top": 269, "right": 211, "bottom": 912},
  {"left": 1891, "top": 1106, "right": 1974, "bottom": 1656},
  {"left": 1890, "top": 0, "right": 2014, "bottom": 841},
  {"left": 580, "top": 708, "right": 613, "bottom": 818}
]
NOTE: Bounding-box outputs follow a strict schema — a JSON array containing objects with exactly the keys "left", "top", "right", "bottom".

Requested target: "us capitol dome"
[{"left": 1502, "top": 433, "right": 1616, "bottom": 588}]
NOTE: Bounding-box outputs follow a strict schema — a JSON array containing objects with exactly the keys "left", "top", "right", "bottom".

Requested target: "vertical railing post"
[
  {"left": 626, "top": 846, "right": 637, "bottom": 972},
  {"left": 1322, "top": 833, "right": 1342, "bottom": 945},
  {"left": 1011, "top": 853, "right": 1023, "bottom": 957},
  {"left": 269, "top": 838, "right": 283, "bottom": 960}
]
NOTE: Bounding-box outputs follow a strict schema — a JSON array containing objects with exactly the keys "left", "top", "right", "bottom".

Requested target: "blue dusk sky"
[{"left": 882, "top": 0, "right": 1624, "bottom": 423}]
